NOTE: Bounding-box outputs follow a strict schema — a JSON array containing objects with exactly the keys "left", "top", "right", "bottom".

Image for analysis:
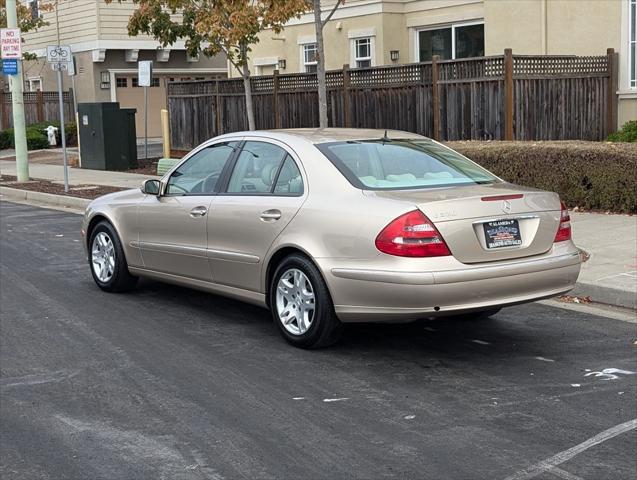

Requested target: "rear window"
[{"left": 316, "top": 139, "right": 500, "bottom": 190}]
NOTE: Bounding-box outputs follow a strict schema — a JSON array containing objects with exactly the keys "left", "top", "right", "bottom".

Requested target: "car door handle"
[
  {"left": 260, "top": 209, "right": 282, "bottom": 221},
  {"left": 189, "top": 206, "right": 208, "bottom": 218}
]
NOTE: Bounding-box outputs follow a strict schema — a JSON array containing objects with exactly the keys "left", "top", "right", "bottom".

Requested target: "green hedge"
[{"left": 447, "top": 141, "right": 637, "bottom": 213}]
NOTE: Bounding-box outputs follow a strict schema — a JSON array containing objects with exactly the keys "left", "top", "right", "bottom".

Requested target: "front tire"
[
  {"left": 88, "top": 221, "right": 138, "bottom": 292},
  {"left": 270, "top": 254, "right": 343, "bottom": 349}
]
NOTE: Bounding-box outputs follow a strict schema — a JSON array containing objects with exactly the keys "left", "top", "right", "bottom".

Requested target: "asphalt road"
[{"left": 1, "top": 201, "right": 635, "bottom": 480}]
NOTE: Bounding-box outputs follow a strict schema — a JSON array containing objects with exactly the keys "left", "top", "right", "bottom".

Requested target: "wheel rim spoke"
[
  {"left": 275, "top": 268, "right": 316, "bottom": 336},
  {"left": 91, "top": 232, "right": 115, "bottom": 283}
]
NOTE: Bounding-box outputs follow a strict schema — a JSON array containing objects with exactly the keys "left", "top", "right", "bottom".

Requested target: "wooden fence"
[
  {"left": 167, "top": 49, "right": 618, "bottom": 151},
  {"left": 0, "top": 90, "right": 75, "bottom": 130}
]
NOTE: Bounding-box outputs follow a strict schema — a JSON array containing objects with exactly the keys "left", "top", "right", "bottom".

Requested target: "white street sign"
[
  {"left": 46, "top": 45, "right": 71, "bottom": 63},
  {"left": 138, "top": 60, "right": 153, "bottom": 87},
  {"left": 1, "top": 28, "right": 22, "bottom": 59}
]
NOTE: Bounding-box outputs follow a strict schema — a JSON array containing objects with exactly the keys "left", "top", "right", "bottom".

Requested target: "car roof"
[{"left": 216, "top": 128, "right": 428, "bottom": 145}]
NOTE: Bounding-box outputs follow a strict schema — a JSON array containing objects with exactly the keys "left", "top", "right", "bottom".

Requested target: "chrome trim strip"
[
  {"left": 206, "top": 248, "right": 260, "bottom": 264},
  {"left": 471, "top": 214, "right": 539, "bottom": 225},
  {"left": 331, "top": 252, "right": 580, "bottom": 285},
  {"left": 139, "top": 242, "right": 207, "bottom": 257}
]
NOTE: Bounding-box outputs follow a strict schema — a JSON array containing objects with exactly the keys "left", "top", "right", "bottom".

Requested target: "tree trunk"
[
  {"left": 240, "top": 47, "right": 256, "bottom": 131},
  {"left": 313, "top": 0, "right": 328, "bottom": 129}
]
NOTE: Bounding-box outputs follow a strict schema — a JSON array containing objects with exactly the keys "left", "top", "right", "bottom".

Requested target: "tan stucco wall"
[
  {"left": 618, "top": 98, "right": 637, "bottom": 127},
  {"left": 484, "top": 0, "right": 621, "bottom": 55}
]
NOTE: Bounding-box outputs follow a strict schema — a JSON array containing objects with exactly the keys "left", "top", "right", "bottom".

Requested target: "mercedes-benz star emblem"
[{"left": 502, "top": 200, "right": 512, "bottom": 214}]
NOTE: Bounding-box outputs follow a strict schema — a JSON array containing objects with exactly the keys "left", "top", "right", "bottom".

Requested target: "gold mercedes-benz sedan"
[{"left": 82, "top": 129, "right": 581, "bottom": 348}]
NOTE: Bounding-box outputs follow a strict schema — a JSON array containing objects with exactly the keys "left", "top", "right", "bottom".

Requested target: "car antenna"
[{"left": 381, "top": 129, "right": 391, "bottom": 144}]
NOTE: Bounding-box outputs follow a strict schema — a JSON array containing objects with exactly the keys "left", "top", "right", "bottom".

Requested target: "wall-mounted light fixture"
[
  {"left": 390, "top": 50, "right": 400, "bottom": 62},
  {"left": 100, "top": 71, "right": 110, "bottom": 89},
  {"left": 278, "top": 59, "right": 286, "bottom": 70}
]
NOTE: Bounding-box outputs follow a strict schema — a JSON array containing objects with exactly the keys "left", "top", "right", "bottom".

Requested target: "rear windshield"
[{"left": 316, "top": 139, "right": 500, "bottom": 190}]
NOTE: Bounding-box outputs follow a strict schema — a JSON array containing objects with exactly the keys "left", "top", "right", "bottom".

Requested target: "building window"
[
  {"left": 132, "top": 77, "right": 139, "bottom": 87},
  {"left": 417, "top": 22, "right": 484, "bottom": 62},
  {"left": 27, "top": 77, "right": 42, "bottom": 92},
  {"left": 354, "top": 38, "right": 372, "bottom": 68},
  {"left": 29, "top": 0, "right": 39, "bottom": 19},
  {"left": 630, "top": 0, "right": 636, "bottom": 88},
  {"left": 302, "top": 43, "right": 318, "bottom": 73},
  {"left": 151, "top": 77, "right": 160, "bottom": 87},
  {"left": 116, "top": 77, "right": 128, "bottom": 88}
]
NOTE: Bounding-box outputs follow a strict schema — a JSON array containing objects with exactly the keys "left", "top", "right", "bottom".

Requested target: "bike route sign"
[{"left": 46, "top": 45, "right": 72, "bottom": 70}]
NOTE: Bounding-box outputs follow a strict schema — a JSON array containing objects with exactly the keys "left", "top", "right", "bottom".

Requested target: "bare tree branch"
[{"left": 321, "top": 0, "right": 343, "bottom": 29}]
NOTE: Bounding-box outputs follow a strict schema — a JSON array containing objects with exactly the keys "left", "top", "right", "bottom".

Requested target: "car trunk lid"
[{"left": 367, "top": 183, "right": 562, "bottom": 263}]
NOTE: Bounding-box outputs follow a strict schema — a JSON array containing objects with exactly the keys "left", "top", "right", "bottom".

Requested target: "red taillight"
[
  {"left": 375, "top": 210, "right": 451, "bottom": 257},
  {"left": 554, "top": 201, "right": 571, "bottom": 242}
]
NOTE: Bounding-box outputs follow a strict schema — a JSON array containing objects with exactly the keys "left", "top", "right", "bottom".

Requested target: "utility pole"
[{"left": 6, "top": 0, "right": 28, "bottom": 181}]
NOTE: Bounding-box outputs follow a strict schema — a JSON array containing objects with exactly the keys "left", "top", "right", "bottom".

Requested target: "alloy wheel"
[
  {"left": 275, "top": 268, "right": 316, "bottom": 335},
  {"left": 91, "top": 232, "right": 115, "bottom": 283}
]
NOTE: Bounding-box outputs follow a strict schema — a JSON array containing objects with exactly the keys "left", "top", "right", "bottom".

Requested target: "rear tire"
[
  {"left": 448, "top": 307, "right": 501, "bottom": 321},
  {"left": 270, "top": 254, "right": 343, "bottom": 349},
  {"left": 88, "top": 221, "right": 138, "bottom": 293}
]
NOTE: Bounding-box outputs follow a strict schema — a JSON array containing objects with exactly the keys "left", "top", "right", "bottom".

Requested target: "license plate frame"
[{"left": 483, "top": 219, "right": 522, "bottom": 249}]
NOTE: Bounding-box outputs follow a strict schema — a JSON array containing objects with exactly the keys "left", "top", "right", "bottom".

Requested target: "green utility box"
[{"left": 78, "top": 103, "right": 138, "bottom": 170}]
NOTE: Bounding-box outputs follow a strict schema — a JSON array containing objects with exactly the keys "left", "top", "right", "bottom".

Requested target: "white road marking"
[
  {"left": 292, "top": 397, "right": 305, "bottom": 400},
  {"left": 547, "top": 466, "right": 584, "bottom": 480},
  {"left": 534, "top": 357, "right": 555, "bottom": 362},
  {"left": 570, "top": 384, "right": 581, "bottom": 387},
  {"left": 404, "top": 415, "right": 415, "bottom": 420},
  {"left": 471, "top": 339, "right": 491, "bottom": 345},
  {"left": 503, "top": 418, "right": 637, "bottom": 480},
  {"left": 323, "top": 398, "right": 349, "bottom": 403},
  {"left": 584, "top": 368, "right": 636, "bottom": 381}
]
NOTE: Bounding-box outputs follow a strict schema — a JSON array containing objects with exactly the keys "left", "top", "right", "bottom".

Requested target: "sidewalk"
[
  {"left": 0, "top": 157, "right": 634, "bottom": 309},
  {"left": 0, "top": 158, "right": 158, "bottom": 189}
]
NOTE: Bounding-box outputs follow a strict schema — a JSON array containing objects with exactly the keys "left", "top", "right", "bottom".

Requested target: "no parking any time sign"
[{"left": 1, "top": 28, "right": 22, "bottom": 59}]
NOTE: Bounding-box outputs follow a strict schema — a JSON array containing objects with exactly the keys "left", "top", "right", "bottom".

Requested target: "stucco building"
[
  {"left": 237, "top": 0, "right": 636, "bottom": 127},
  {"left": 20, "top": 0, "right": 227, "bottom": 137}
]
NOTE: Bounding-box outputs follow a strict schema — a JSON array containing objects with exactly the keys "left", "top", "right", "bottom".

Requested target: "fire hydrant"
[{"left": 45, "top": 125, "right": 58, "bottom": 146}]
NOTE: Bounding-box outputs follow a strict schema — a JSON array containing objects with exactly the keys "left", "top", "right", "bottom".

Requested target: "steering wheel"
[{"left": 201, "top": 171, "right": 221, "bottom": 194}]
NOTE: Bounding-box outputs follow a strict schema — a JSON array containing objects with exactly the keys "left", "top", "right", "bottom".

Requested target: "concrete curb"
[
  {"left": 570, "top": 283, "right": 636, "bottom": 311},
  {"left": 0, "top": 186, "right": 90, "bottom": 210}
]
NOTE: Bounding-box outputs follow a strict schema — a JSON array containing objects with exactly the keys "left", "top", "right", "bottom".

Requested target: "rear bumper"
[{"left": 320, "top": 248, "right": 581, "bottom": 323}]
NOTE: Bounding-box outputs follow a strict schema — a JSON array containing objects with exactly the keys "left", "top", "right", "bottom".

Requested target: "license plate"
[{"left": 483, "top": 219, "right": 522, "bottom": 249}]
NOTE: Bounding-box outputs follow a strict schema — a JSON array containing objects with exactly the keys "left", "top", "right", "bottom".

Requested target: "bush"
[
  {"left": 447, "top": 140, "right": 637, "bottom": 213},
  {"left": 0, "top": 129, "right": 12, "bottom": 149},
  {"left": 25, "top": 129, "right": 49, "bottom": 150},
  {"left": 607, "top": 120, "right": 637, "bottom": 142}
]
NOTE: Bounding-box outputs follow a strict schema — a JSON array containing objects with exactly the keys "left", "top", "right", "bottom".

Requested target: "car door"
[
  {"left": 138, "top": 141, "right": 239, "bottom": 281},
  {"left": 206, "top": 140, "right": 307, "bottom": 291}
]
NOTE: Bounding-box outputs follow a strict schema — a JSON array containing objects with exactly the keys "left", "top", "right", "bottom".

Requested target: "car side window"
[
  {"left": 273, "top": 155, "right": 304, "bottom": 195},
  {"left": 226, "top": 141, "right": 288, "bottom": 194},
  {"left": 166, "top": 142, "right": 238, "bottom": 195}
]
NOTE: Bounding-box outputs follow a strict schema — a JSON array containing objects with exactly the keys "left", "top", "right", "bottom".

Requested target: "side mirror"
[{"left": 141, "top": 179, "right": 161, "bottom": 195}]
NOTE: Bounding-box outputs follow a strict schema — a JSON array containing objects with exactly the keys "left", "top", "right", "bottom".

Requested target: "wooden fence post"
[
  {"left": 431, "top": 55, "right": 441, "bottom": 141},
  {"left": 607, "top": 47, "right": 618, "bottom": 135},
  {"left": 504, "top": 48, "right": 514, "bottom": 140},
  {"left": 342, "top": 64, "right": 351, "bottom": 128},
  {"left": 36, "top": 90, "right": 45, "bottom": 123},
  {"left": 273, "top": 69, "right": 280, "bottom": 129},
  {"left": 214, "top": 79, "right": 222, "bottom": 136}
]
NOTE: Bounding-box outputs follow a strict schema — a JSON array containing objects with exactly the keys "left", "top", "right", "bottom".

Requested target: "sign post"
[
  {"left": 46, "top": 45, "right": 72, "bottom": 192},
  {"left": 1, "top": 20, "right": 28, "bottom": 182},
  {"left": 138, "top": 60, "right": 153, "bottom": 160}
]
